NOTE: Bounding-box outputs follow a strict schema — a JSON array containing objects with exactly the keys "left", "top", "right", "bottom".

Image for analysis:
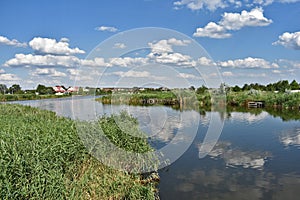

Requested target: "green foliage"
[
  {"left": 36, "top": 84, "right": 55, "bottom": 95},
  {"left": 0, "top": 104, "right": 156, "bottom": 199},
  {"left": 99, "top": 111, "right": 153, "bottom": 153},
  {"left": 8, "top": 84, "right": 22, "bottom": 94},
  {"left": 0, "top": 84, "right": 8, "bottom": 94}
]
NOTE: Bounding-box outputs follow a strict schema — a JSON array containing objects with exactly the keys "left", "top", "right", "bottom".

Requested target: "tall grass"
[{"left": 0, "top": 104, "right": 157, "bottom": 199}]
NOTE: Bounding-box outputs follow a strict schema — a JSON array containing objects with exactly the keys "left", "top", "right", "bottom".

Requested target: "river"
[{"left": 11, "top": 96, "right": 300, "bottom": 200}]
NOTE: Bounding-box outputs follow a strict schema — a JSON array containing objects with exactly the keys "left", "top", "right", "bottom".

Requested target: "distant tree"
[
  {"left": 266, "top": 83, "right": 275, "bottom": 91},
  {"left": 290, "top": 80, "right": 299, "bottom": 90},
  {"left": 189, "top": 86, "right": 195, "bottom": 91},
  {"left": 8, "top": 84, "right": 22, "bottom": 94},
  {"left": 242, "top": 84, "right": 250, "bottom": 91},
  {"left": 274, "top": 80, "right": 290, "bottom": 92},
  {"left": 196, "top": 85, "right": 208, "bottom": 94},
  {"left": 0, "top": 84, "right": 8, "bottom": 94},
  {"left": 36, "top": 84, "right": 54, "bottom": 95},
  {"left": 232, "top": 85, "right": 241, "bottom": 92}
]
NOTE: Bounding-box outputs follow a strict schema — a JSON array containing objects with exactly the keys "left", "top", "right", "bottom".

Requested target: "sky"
[{"left": 0, "top": 0, "right": 299, "bottom": 89}]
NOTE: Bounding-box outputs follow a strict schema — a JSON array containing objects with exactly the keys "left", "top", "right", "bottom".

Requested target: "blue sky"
[{"left": 0, "top": 0, "right": 299, "bottom": 89}]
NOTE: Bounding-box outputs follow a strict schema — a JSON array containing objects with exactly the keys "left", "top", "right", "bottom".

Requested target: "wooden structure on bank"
[{"left": 247, "top": 101, "right": 265, "bottom": 108}]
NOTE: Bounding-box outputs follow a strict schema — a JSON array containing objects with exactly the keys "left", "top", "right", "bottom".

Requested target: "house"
[
  {"left": 67, "top": 86, "right": 79, "bottom": 93},
  {"left": 53, "top": 86, "right": 66, "bottom": 93}
]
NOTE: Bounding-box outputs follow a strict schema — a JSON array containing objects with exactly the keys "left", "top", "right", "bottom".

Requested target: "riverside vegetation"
[
  {"left": 0, "top": 104, "right": 158, "bottom": 199},
  {"left": 98, "top": 80, "right": 300, "bottom": 110}
]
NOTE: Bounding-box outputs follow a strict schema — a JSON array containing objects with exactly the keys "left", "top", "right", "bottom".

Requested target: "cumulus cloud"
[
  {"left": 108, "top": 57, "right": 149, "bottom": 67},
  {"left": 29, "top": 37, "right": 85, "bottom": 55},
  {"left": 0, "top": 69, "right": 5, "bottom": 74},
  {"left": 177, "top": 72, "right": 199, "bottom": 79},
  {"left": 4, "top": 54, "right": 81, "bottom": 68},
  {"left": 95, "top": 26, "right": 118, "bottom": 32},
  {"left": 193, "top": 22, "right": 231, "bottom": 39},
  {"left": 197, "top": 56, "right": 279, "bottom": 69},
  {"left": 193, "top": 7, "right": 272, "bottom": 38},
  {"left": 113, "top": 43, "right": 126, "bottom": 49},
  {"left": 254, "top": 0, "right": 300, "bottom": 5},
  {"left": 218, "top": 57, "right": 279, "bottom": 68},
  {"left": 220, "top": 7, "right": 272, "bottom": 30},
  {"left": 31, "top": 68, "right": 67, "bottom": 77},
  {"left": 273, "top": 31, "right": 300, "bottom": 50},
  {"left": 174, "top": 0, "right": 300, "bottom": 11},
  {"left": 174, "top": 0, "right": 228, "bottom": 11},
  {"left": 0, "top": 73, "right": 20, "bottom": 81},
  {"left": 0, "top": 35, "right": 27, "bottom": 47},
  {"left": 113, "top": 71, "right": 151, "bottom": 78},
  {"left": 67, "top": 69, "right": 81, "bottom": 76},
  {"left": 147, "top": 38, "right": 195, "bottom": 67}
]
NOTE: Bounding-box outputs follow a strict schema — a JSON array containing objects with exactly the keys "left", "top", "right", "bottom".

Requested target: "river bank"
[
  {"left": 0, "top": 104, "right": 158, "bottom": 199},
  {"left": 97, "top": 90, "right": 300, "bottom": 110}
]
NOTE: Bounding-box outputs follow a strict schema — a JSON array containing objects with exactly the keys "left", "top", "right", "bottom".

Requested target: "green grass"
[
  {"left": 227, "top": 91, "right": 300, "bottom": 109},
  {"left": 99, "top": 89, "right": 300, "bottom": 110},
  {"left": 0, "top": 93, "right": 71, "bottom": 102},
  {"left": 0, "top": 104, "right": 157, "bottom": 199}
]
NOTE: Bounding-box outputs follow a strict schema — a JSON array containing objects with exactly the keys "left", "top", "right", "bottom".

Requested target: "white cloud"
[
  {"left": 67, "top": 69, "right": 81, "bottom": 76},
  {"left": 254, "top": 0, "right": 300, "bottom": 5},
  {"left": 0, "top": 69, "right": 5, "bottom": 74},
  {"left": 193, "top": 7, "right": 272, "bottom": 38},
  {"left": 198, "top": 56, "right": 279, "bottom": 69},
  {"left": 95, "top": 26, "right": 118, "bottom": 32},
  {"left": 148, "top": 38, "right": 190, "bottom": 54},
  {"left": 278, "top": 59, "right": 300, "bottom": 68},
  {"left": 273, "top": 31, "right": 300, "bottom": 50},
  {"left": 0, "top": 35, "right": 27, "bottom": 47},
  {"left": 31, "top": 68, "right": 67, "bottom": 77},
  {"left": 177, "top": 72, "right": 198, "bottom": 79},
  {"left": 147, "top": 38, "right": 195, "bottom": 67},
  {"left": 149, "top": 52, "right": 196, "bottom": 67},
  {"left": 218, "top": 57, "right": 279, "bottom": 69},
  {"left": 193, "top": 22, "right": 231, "bottom": 39},
  {"left": 222, "top": 71, "right": 234, "bottom": 77},
  {"left": 272, "top": 70, "right": 281, "bottom": 74},
  {"left": 198, "top": 57, "right": 217, "bottom": 66},
  {"left": 108, "top": 57, "right": 149, "bottom": 67},
  {"left": 220, "top": 7, "right": 272, "bottom": 30},
  {"left": 113, "top": 71, "right": 151, "bottom": 78},
  {"left": 113, "top": 43, "right": 126, "bottom": 49},
  {"left": 174, "top": 0, "right": 228, "bottom": 11},
  {"left": 0, "top": 73, "right": 20, "bottom": 81},
  {"left": 174, "top": 0, "right": 300, "bottom": 11},
  {"left": 4, "top": 54, "right": 81, "bottom": 68},
  {"left": 29, "top": 37, "right": 85, "bottom": 55}
]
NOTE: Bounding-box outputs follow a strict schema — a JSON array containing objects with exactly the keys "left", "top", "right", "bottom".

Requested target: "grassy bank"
[
  {"left": 227, "top": 91, "right": 300, "bottom": 109},
  {"left": 98, "top": 90, "right": 300, "bottom": 110},
  {"left": 0, "top": 104, "right": 157, "bottom": 199},
  {"left": 0, "top": 93, "right": 71, "bottom": 102}
]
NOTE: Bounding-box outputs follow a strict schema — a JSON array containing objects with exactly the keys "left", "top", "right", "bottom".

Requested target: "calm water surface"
[{"left": 12, "top": 96, "right": 300, "bottom": 200}]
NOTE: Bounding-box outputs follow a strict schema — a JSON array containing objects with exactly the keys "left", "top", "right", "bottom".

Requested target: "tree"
[
  {"left": 0, "top": 84, "right": 8, "bottom": 94},
  {"left": 8, "top": 84, "right": 22, "bottom": 94},
  {"left": 196, "top": 85, "right": 208, "bottom": 94},
  {"left": 242, "top": 84, "right": 250, "bottom": 91},
  {"left": 290, "top": 80, "right": 299, "bottom": 90},
  {"left": 232, "top": 85, "right": 241, "bottom": 92},
  {"left": 189, "top": 86, "right": 195, "bottom": 91},
  {"left": 36, "top": 84, "right": 54, "bottom": 95}
]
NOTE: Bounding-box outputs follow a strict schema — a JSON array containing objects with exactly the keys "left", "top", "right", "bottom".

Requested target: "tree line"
[{"left": 194, "top": 80, "right": 300, "bottom": 94}]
